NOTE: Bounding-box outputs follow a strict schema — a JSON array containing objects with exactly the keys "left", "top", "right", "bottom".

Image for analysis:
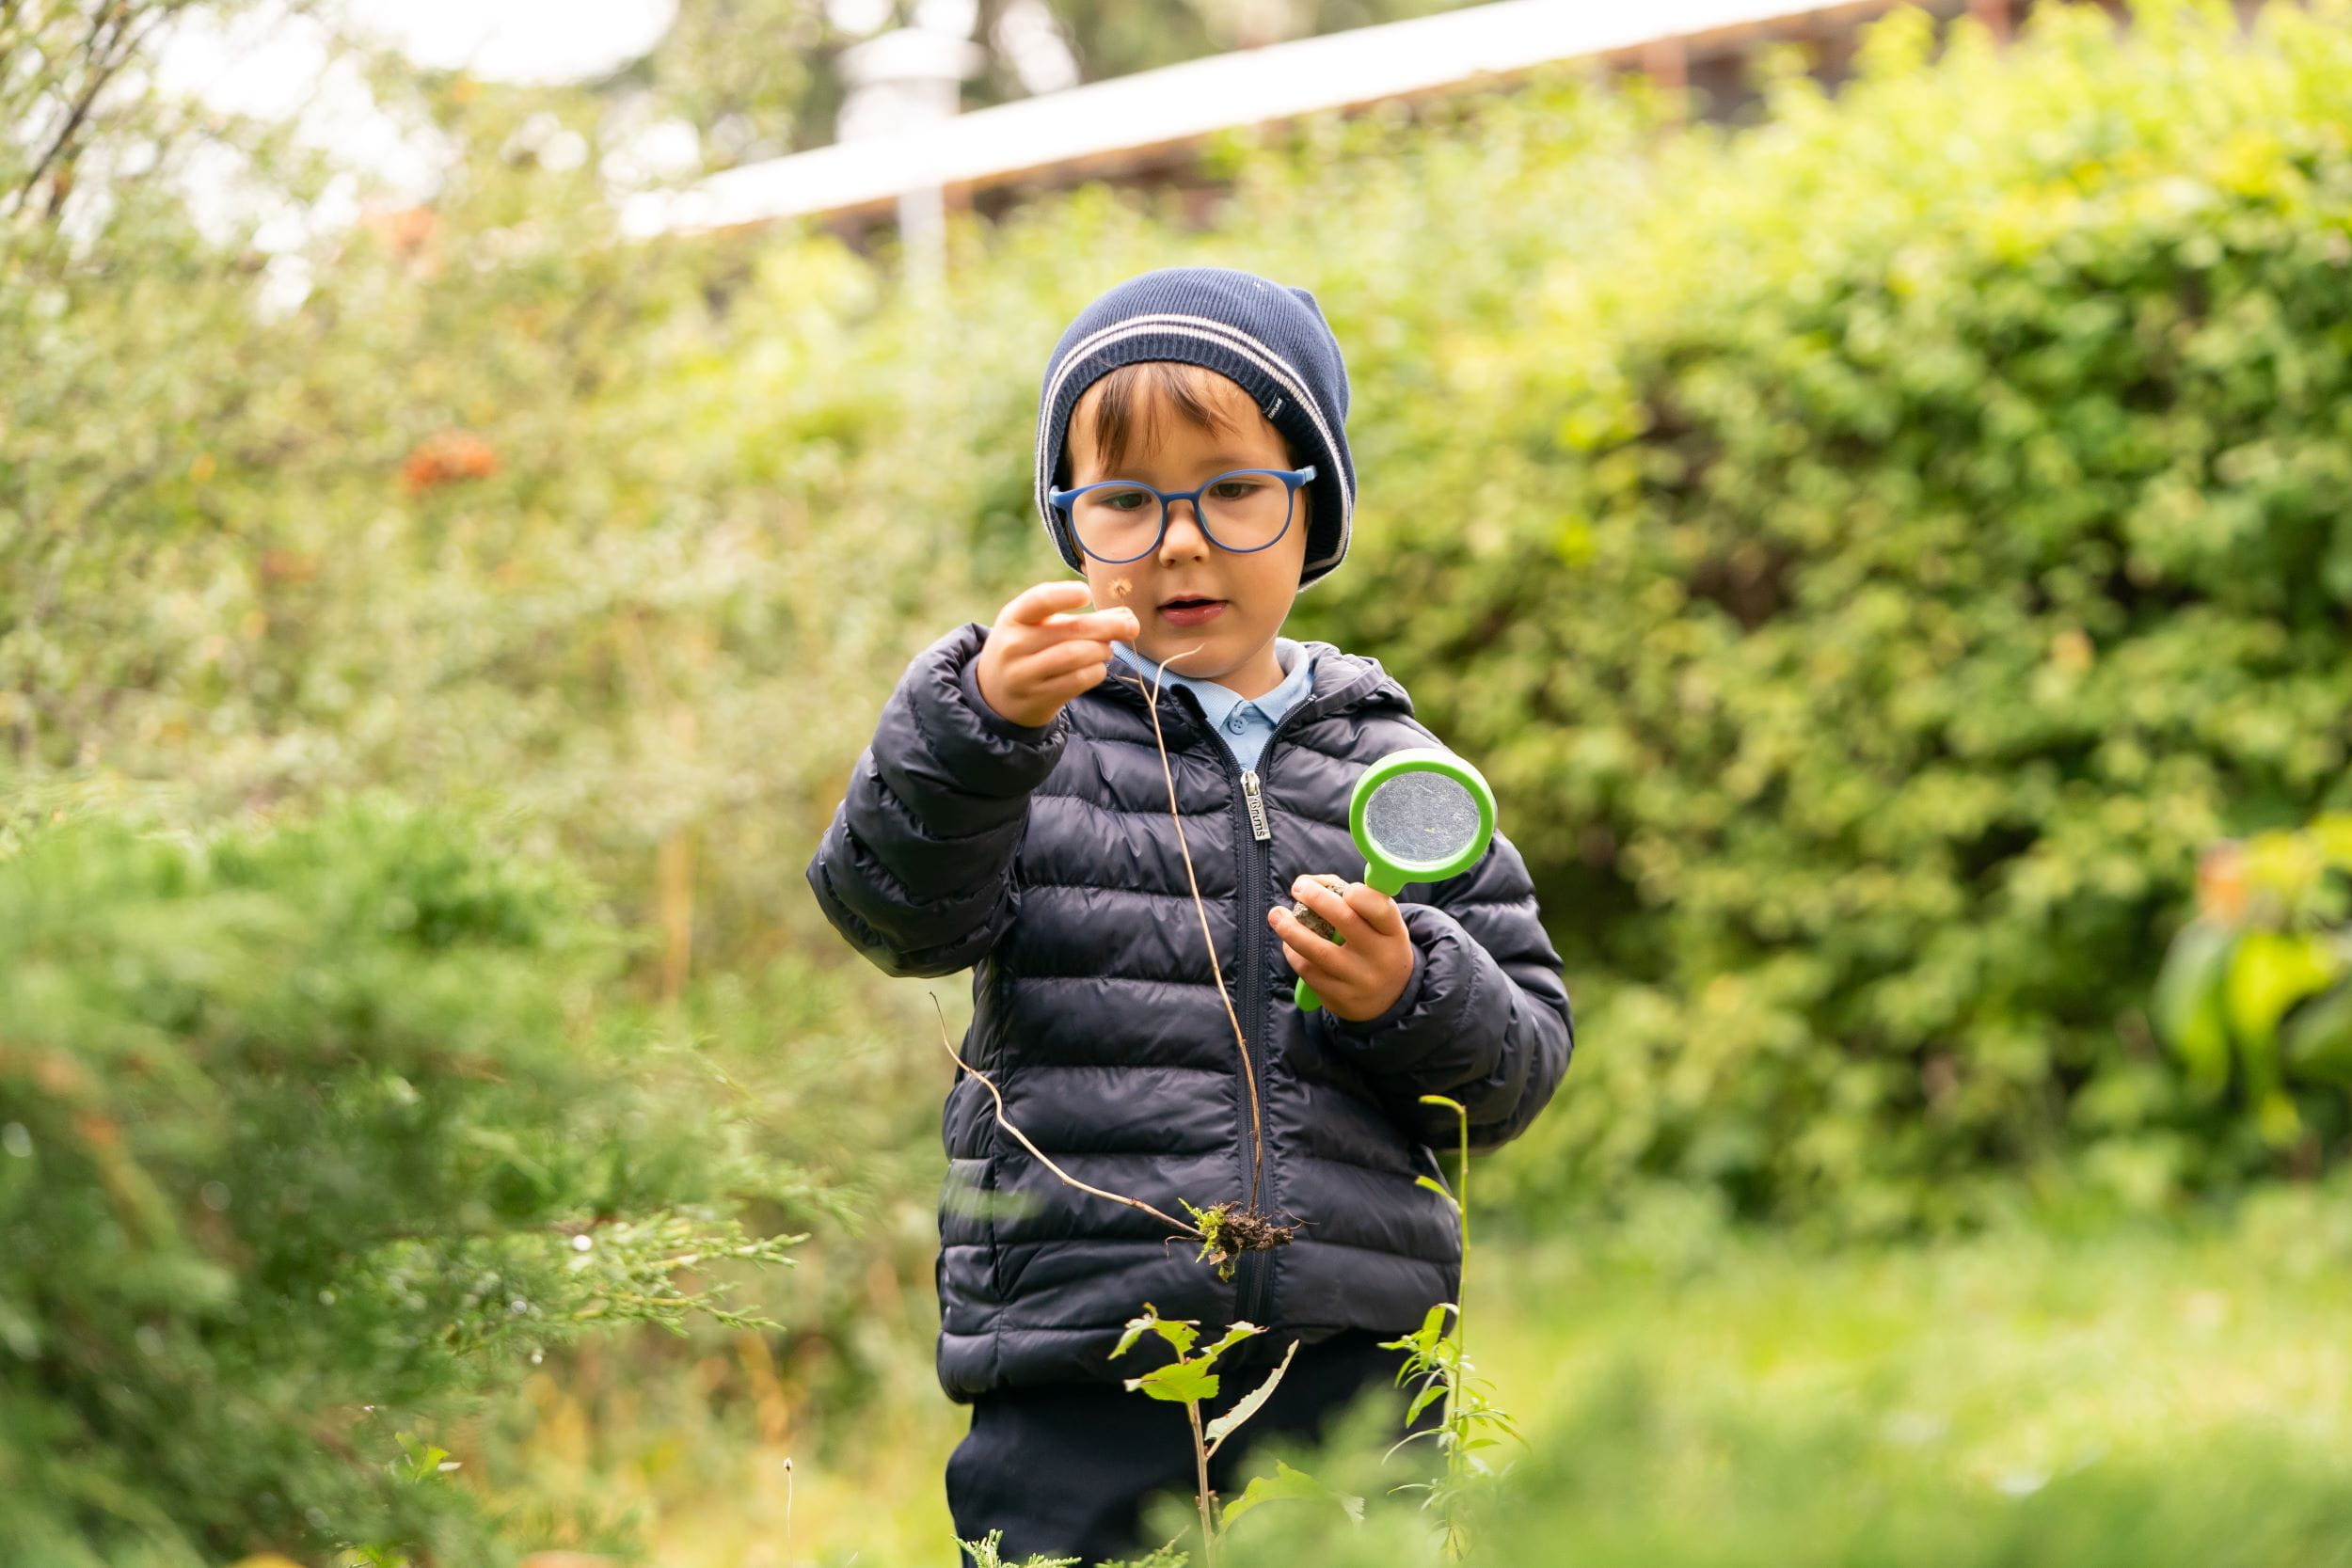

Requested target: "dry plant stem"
[
  {"left": 932, "top": 995, "right": 1201, "bottom": 1239},
  {"left": 1124, "top": 648, "right": 1267, "bottom": 1214}
]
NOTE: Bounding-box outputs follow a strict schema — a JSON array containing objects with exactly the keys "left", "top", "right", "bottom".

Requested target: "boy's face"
[{"left": 1065, "top": 367, "right": 1309, "bottom": 695}]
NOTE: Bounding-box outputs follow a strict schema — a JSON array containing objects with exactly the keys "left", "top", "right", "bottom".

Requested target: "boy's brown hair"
[{"left": 1064, "top": 361, "right": 1302, "bottom": 482}]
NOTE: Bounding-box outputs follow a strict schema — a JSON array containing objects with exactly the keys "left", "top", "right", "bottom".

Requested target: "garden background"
[{"left": 9, "top": 1, "right": 2352, "bottom": 1562}]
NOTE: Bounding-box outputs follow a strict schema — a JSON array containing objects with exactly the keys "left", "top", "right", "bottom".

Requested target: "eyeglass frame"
[{"left": 1047, "top": 464, "right": 1318, "bottom": 564}]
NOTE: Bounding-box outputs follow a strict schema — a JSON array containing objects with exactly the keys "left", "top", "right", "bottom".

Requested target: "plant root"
[{"left": 1184, "top": 1198, "right": 1297, "bottom": 1281}]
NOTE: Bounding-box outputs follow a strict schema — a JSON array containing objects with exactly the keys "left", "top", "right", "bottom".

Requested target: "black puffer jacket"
[{"left": 806, "top": 623, "right": 1572, "bottom": 1400}]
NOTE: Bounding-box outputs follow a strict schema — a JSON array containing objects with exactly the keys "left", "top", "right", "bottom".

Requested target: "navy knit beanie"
[{"left": 1033, "top": 265, "right": 1356, "bottom": 590}]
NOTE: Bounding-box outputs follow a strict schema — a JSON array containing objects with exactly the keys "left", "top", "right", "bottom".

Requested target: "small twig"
[
  {"left": 1122, "top": 645, "right": 1268, "bottom": 1214},
  {"left": 15, "top": 6, "right": 153, "bottom": 214},
  {"left": 933, "top": 996, "right": 1200, "bottom": 1238}
]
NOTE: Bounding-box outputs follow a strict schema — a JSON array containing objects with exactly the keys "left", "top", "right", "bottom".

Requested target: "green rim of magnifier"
[
  {"left": 1350, "top": 746, "right": 1498, "bottom": 897},
  {"left": 1295, "top": 746, "right": 1499, "bottom": 1014}
]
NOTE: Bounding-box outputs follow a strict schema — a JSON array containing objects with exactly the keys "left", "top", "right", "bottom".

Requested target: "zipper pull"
[{"left": 1240, "top": 769, "right": 1271, "bottom": 842}]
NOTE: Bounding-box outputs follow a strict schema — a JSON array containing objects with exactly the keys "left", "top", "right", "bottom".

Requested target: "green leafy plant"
[
  {"left": 2154, "top": 817, "right": 2352, "bottom": 1155},
  {"left": 1381, "top": 1095, "right": 1519, "bottom": 1559},
  {"left": 958, "top": 1528, "right": 1080, "bottom": 1568},
  {"left": 958, "top": 1527, "right": 1200, "bottom": 1568},
  {"left": 1100, "top": 1544, "right": 1198, "bottom": 1568},
  {"left": 951, "top": 1300, "right": 1293, "bottom": 1568},
  {"left": 1110, "top": 1304, "right": 1364, "bottom": 1567}
]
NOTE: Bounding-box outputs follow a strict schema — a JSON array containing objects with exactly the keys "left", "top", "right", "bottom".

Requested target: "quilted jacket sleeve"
[
  {"left": 1312, "top": 828, "right": 1572, "bottom": 1152},
  {"left": 804, "top": 621, "right": 1067, "bottom": 977}
]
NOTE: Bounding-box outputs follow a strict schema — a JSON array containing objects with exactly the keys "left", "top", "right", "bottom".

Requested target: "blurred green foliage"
[
  {"left": 12, "top": 0, "right": 2352, "bottom": 1553},
  {"left": 2154, "top": 815, "right": 2352, "bottom": 1151},
  {"left": 1223, "top": 1370, "right": 2352, "bottom": 1568},
  {"left": 1280, "top": 0, "right": 2352, "bottom": 1228},
  {"left": 0, "top": 796, "right": 801, "bottom": 1565},
  {"left": 1204, "top": 1191, "right": 2352, "bottom": 1568},
  {"left": 16, "top": 3, "right": 2352, "bottom": 1252}
]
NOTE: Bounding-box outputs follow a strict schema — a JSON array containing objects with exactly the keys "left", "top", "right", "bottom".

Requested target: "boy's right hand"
[{"left": 973, "top": 581, "right": 1141, "bottom": 729}]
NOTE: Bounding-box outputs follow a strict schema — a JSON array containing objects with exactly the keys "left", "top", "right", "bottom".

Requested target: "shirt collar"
[{"left": 1111, "top": 637, "right": 1317, "bottom": 728}]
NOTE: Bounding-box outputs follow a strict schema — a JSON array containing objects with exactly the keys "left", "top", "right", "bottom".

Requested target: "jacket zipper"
[{"left": 1227, "top": 712, "right": 1318, "bottom": 1333}]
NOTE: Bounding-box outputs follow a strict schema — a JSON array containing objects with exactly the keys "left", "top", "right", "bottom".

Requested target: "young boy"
[{"left": 805, "top": 266, "right": 1571, "bottom": 1562}]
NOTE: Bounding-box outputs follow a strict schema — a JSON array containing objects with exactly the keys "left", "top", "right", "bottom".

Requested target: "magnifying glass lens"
[{"left": 1363, "top": 770, "right": 1482, "bottom": 868}]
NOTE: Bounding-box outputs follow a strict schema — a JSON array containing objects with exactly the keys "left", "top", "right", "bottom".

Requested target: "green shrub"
[
  {"left": 1293, "top": 0, "right": 2352, "bottom": 1226},
  {"left": 18, "top": 0, "right": 2352, "bottom": 1259},
  {"left": 0, "top": 796, "right": 795, "bottom": 1566}
]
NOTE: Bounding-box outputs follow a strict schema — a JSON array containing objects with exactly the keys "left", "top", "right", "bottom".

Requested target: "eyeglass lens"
[{"left": 1071, "top": 472, "right": 1294, "bottom": 562}]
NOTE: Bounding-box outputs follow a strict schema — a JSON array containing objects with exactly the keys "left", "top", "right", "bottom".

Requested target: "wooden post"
[
  {"left": 1642, "top": 35, "right": 1691, "bottom": 120},
  {"left": 614, "top": 607, "right": 708, "bottom": 1006},
  {"left": 655, "top": 631, "right": 709, "bottom": 1006}
]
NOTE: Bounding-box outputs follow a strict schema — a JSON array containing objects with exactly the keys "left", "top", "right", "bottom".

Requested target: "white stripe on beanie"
[
  {"left": 1033, "top": 313, "right": 1353, "bottom": 578},
  {"left": 1035, "top": 312, "right": 1352, "bottom": 521}
]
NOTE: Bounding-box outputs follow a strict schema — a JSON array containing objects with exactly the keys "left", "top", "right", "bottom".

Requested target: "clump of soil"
[{"left": 1186, "top": 1199, "right": 1297, "bottom": 1281}]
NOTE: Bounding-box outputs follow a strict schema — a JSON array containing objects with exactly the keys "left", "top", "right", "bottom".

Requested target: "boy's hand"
[
  {"left": 1270, "top": 875, "right": 1416, "bottom": 1023},
  {"left": 974, "top": 581, "right": 1141, "bottom": 729}
]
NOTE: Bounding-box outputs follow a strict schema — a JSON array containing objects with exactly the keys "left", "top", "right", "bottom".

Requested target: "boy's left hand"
[{"left": 1270, "top": 875, "right": 1416, "bottom": 1023}]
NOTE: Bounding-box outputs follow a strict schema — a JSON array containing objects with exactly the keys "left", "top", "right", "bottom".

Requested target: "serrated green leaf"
[
  {"left": 1219, "top": 1460, "right": 1364, "bottom": 1530},
  {"left": 1112, "top": 1309, "right": 1159, "bottom": 1363},
  {"left": 1204, "top": 1340, "right": 1296, "bottom": 1452},
  {"left": 1199, "top": 1321, "right": 1263, "bottom": 1366},
  {"left": 1126, "top": 1360, "right": 1218, "bottom": 1405}
]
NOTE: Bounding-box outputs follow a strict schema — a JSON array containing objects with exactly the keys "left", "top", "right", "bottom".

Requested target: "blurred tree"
[
  {"left": 18, "top": 0, "right": 2352, "bottom": 1395},
  {"left": 609, "top": 0, "right": 1481, "bottom": 168}
]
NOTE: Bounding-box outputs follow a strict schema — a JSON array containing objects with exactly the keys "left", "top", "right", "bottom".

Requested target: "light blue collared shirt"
[{"left": 1112, "top": 637, "right": 1318, "bottom": 774}]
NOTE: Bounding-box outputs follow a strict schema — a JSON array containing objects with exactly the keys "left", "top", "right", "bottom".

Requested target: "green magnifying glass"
[{"left": 1294, "top": 745, "right": 1498, "bottom": 1014}]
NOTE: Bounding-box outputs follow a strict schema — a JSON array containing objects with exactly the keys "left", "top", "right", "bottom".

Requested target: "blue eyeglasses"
[{"left": 1049, "top": 465, "right": 1316, "bottom": 564}]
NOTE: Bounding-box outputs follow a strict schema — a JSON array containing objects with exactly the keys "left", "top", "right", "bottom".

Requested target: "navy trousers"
[{"left": 945, "top": 1328, "right": 1434, "bottom": 1565}]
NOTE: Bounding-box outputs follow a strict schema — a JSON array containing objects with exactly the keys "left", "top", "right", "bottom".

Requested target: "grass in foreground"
[{"left": 490, "top": 1182, "right": 2352, "bottom": 1565}]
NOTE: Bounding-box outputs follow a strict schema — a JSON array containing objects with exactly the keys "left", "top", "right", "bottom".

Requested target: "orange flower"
[
  {"left": 2196, "top": 840, "right": 2249, "bottom": 925},
  {"left": 401, "top": 430, "right": 500, "bottom": 494}
]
